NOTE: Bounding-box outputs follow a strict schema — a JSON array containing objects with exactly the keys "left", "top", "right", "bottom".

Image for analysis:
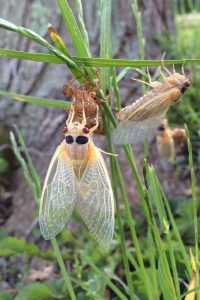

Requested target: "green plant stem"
[
  {"left": 0, "top": 90, "right": 70, "bottom": 109},
  {"left": 106, "top": 125, "right": 135, "bottom": 300},
  {"left": 112, "top": 64, "right": 153, "bottom": 300},
  {"left": 81, "top": 253, "right": 129, "bottom": 300},
  {"left": 51, "top": 238, "right": 77, "bottom": 300},
  {"left": 131, "top": 0, "right": 145, "bottom": 93},
  {"left": 166, "top": 233, "right": 181, "bottom": 299},
  {"left": 185, "top": 125, "right": 199, "bottom": 299},
  {"left": 161, "top": 188, "right": 192, "bottom": 277},
  {"left": 1, "top": 48, "right": 200, "bottom": 67}
]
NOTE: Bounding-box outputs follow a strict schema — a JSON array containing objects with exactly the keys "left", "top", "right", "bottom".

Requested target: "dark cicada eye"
[
  {"left": 158, "top": 125, "right": 165, "bottom": 131},
  {"left": 65, "top": 135, "right": 74, "bottom": 144},
  {"left": 76, "top": 136, "right": 89, "bottom": 145},
  {"left": 181, "top": 81, "right": 190, "bottom": 94}
]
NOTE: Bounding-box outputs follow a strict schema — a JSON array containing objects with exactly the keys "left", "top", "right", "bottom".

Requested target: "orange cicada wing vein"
[
  {"left": 113, "top": 90, "right": 180, "bottom": 145},
  {"left": 77, "top": 143, "right": 114, "bottom": 248},
  {"left": 39, "top": 141, "right": 78, "bottom": 240}
]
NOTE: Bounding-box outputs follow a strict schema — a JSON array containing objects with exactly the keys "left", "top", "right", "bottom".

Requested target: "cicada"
[
  {"left": 112, "top": 69, "right": 190, "bottom": 145},
  {"left": 156, "top": 119, "right": 186, "bottom": 170},
  {"left": 156, "top": 119, "right": 175, "bottom": 167},
  {"left": 39, "top": 105, "right": 114, "bottom": 248}
]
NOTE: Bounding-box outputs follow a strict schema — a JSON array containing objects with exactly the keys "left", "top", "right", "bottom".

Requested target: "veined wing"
[
  {"left": 118, "top": 88, "right": 180, "bottom": 122},
  {"left": 77, "top": 144, "right": 114, "bottom": 248},
  {"left": 39, "top": 141, "right": 77, "bottom": 240},
  {"left": 113, "top": 90, "right": 180, "bottom": 145}
]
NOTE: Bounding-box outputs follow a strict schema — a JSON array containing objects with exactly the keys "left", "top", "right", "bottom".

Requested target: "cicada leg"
[{"left": 90, "top": 105, "right": 99, "bottom": 133}]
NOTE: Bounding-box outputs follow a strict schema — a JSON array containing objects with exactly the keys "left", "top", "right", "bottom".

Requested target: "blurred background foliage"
[{"left": 0, "top": 0, "right": 200, "bottom": 299}]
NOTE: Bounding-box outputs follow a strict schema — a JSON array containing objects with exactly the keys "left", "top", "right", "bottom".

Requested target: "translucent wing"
[
  {"left": 113, "top": 91, "right": 178, "bottom": 145},
  {"left": 77, "top": 144, "right": 114, "bottom": 248},
  {"left": 39, "top": 141, "right": 77, "bottom": 240}
]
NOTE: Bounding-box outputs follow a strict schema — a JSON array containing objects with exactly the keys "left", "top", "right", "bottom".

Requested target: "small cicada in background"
[
  {"left": 112, "top": 67, "right": 190, "bottom": 145},
  {"left": 156, "top": 119, "right": 186, "bottom": 171},
  {"left": 63, "top": 77, "right": 111, "bottom": 135},
  {"left": 39, "top": 105, "right": 114, "bottom": 248}
]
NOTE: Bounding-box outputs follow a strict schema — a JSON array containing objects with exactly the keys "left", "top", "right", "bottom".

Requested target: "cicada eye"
[
  {"left": 83, "top": 127, "right": 89, "bottom": 134},
  {"left": 184, "top": 81, "right": 190, "bottom": 88},
  {"left": 158, "top": 125, "right": 165, "bottom": 131},
  {"left": 62, "top": 126, "right": 68, "bottom": 134}
]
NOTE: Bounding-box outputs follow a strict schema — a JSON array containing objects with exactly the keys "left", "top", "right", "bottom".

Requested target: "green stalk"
[
  {"left": 81, "top": 253, "right": 129, "bottom": 300},
  {"left": 166, "top": 233, "right": 181, "bottom": 299},
  {"left": 147, "top": 230, "right": 159, "bottom": 298},
  {"left": 0, "top": 18, "right": 83, "bottom": 78},
  {"left": 100, "top": 0, "right": 135, "bottom": 298},
  {"left": 131, "top": 0, "right": 145, "bottom": 61},
  {"left": 161, "top": 188, "right": 192, "bottom": 277},
  {"left": 74, "top": 0, "right": 90, "bottom": 54},
  {"left": 106, "top": 119, "right": 135, "bottom": 299},
  {"left": 0, "top": 90, "right": 70, "bottom": 109},
  {"left": 112, "top": 64, "right": 153, "bottom": 300},
  {"left": 131, "top": 0, "right": 145, "bottom": 93},
  {"left": 185, "top": 125, "right": 199, "bottom": 298},
  {"left": 51, "top": 238, "right": 76, "bottom": 300},
  {"left": 1, "top": 48, "right": 200, "bottom": 67}
]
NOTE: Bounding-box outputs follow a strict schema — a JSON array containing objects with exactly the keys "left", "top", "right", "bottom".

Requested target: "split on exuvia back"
[
  {"left": 39, "top": 102, "right": 114, "bottom": 249},
  {"left": 112, "top": 67, "right": 190, "bottom": 145}
]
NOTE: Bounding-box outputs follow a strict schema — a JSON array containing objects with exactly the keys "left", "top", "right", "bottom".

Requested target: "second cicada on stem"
[
  {"left": 112, "top": 67, "right": 190, "bottom": 145},
  {"left": 39, "top": 104, "right": 114, "bottom": 248}
]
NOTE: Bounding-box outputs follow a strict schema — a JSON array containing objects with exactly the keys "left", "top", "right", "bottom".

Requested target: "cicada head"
[{"left": 166, "top": 73, "right": 190, "bottom": 94}]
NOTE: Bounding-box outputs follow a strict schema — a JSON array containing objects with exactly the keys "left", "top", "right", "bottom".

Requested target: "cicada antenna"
[
  {"left": 147, "top": 67, "right": 152, "bottom": 84},
  {"left": 66, "top": 106, "right": 75, "bottom": 124},
  {"left": 173, "top": 64, "right": 176, "bottom": 74},
  {"left": 81, "top": 100, "right": 87, "bottom": 126},
  {"left": 182, "top": 59, "right": 186, "bottom": 76},
  {"left": 131, "top": 77, "right": 152, "bottom": 87}
]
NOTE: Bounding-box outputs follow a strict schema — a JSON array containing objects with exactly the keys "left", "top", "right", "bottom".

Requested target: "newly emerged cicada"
[
  {"left": 112, "top": 68, "right": 190, "bottom": 145},
  {"left": 39, "top": 105, "right": 114, "bottom": 248}
]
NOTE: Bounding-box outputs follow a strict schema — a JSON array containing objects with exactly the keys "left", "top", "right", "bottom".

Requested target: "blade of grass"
[
  {"left": 13, "top": 125, "right": 41, "bottom": 201},
  {"left": 81, "top": 253, "right": 129, "bottom": 300},
  {"left": 185, "top": 124, "right": 199, "bottom": 299},
  {"left": 51, "top": 238, "right": 77, "bottom": 300},
  {"left": 73, "top": 0, "right": 90, "bottom": 54},
  {"left": 1, "top": 48, "right": 200, "bottom": 67},
  {"left": 0, "top": 90, "right": 70, "bottom": 109},
  {"left": 112, "top": 61, "right": 154, "bottom": 300},
  {"left": 10, "top": 131, "right": 38, "bottom": 201},
  {"left": 57, "top": 0, "right": 90, "bottom": 57},
  {"left": 0, "top": 18, "right": 83, "bottom": 77},
  {"left": 147, "top": 165, "right": 181, "bottom": 299},
  {"left": 131, "top": 0, "right": 145, "bottom": 93},
  {"left": 100, "top": 1, "right": 135, "bottom": 298}
]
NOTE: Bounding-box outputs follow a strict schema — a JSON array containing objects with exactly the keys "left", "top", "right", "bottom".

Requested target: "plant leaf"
[
  {"left": 14, "top": 283, "right": 60, "bottom": 300},
  {"left": 1, "top": 48, "right": 200, "bottom": 67},
  {"left": 0, "top": 237, "right": 40, "bottom": 256},
  {"left": 0, "top": 90, "right": 70, "bottom": 109}
]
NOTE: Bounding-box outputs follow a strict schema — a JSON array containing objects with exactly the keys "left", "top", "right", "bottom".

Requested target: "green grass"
[{"left": 0, "top": 1, "right": 200, "bottom": 300}]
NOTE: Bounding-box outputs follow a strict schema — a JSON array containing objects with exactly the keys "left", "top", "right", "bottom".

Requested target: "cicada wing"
[
  {"left": 112, "top": 117, "right": 162, "bottom": 145},
  {"left": 113, "top": 92, "right": 173, "bottom": 145},
  {"left": 77, "top": 145, "right": 114, "bottom": 248},
  {"left": 39, "top": 141, "right": 78, "bottom": 240}
]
